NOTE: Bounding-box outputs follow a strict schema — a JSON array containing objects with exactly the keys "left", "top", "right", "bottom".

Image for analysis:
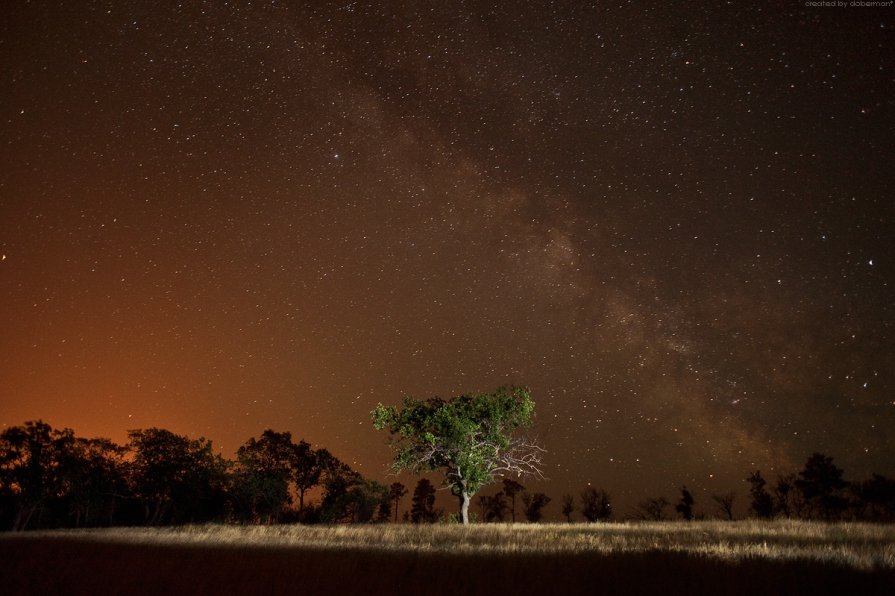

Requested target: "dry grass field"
[{"left": 2, "top": 520, "right": 894, "bottom": 595}]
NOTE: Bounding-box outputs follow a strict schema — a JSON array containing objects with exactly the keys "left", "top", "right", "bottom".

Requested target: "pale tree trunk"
[
  {"left": 455, "top": 475, "right": 472, "bottom": 525},
  {"left": 458, "top": 490, "right": 470, "bottom": 525}
]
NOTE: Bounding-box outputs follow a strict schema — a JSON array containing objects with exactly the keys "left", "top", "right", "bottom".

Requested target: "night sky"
[{"left": 1, "top": 1, "right": 893, "bottom": 517}]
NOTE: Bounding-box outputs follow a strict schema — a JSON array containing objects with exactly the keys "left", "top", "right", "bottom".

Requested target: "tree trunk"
[
  {"left": 12, "top": 507, "right": 26, "bottom": 532},
  {"left": 458, "top": 491, "right": 470, "bottom": 525},
  {"left": 17, "top": 505, "right": 37, "bottom": 531}
]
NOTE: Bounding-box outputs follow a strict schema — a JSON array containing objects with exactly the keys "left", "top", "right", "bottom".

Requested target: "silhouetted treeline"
[
  {"left": 0, "top": 420, "right": 390, "bottom": 531},
  {"left": 573, "top": 453, "right": 894, "bottom": 523},
  {"left": 746, "top": 452, "right": 895, "bottom": 522},
  {"left": 473, "top": 478, "right": 552, "bottom": 523},
  {"left": 4, "top": 421, "right": 893, "bottom": 530}
]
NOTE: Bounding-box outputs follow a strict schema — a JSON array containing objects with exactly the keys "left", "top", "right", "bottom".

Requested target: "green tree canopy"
[{"left": 371, "top": 385, "right": 544, "bottom": 524}]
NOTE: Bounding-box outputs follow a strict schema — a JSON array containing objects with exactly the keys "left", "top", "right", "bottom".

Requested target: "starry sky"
[{"left": 1, "top": 1, "right": 893, "bottom": 517}]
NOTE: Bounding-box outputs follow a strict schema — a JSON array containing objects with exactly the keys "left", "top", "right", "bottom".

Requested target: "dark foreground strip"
[{"left": 1, "top": 535, "right": 893, "bottom": 596}]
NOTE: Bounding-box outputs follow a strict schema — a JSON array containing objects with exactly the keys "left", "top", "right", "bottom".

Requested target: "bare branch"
[{"left": 489, "top": 436, "right": 547, "bottom": 481}]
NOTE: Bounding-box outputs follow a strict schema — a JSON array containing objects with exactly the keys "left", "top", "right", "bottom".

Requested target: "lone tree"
[
  {"left": 580, "top": 487, "right": 612, "bottom": 522},
  {"left": 502, "top": 478, "right": 525, "bottom": 523},
  {"left": 521, "top": 491, "right": 551, "bottom": 522},
  {"left": 410, "top": 478, "right": 439, "bottom": 523},
  {"left": 711, "top": 491, "right": 736, "bottom": 520},
  {"left": 389, "top": 482, "right": 407, "bottom": 523},
  {"left": 372, "top": 385, "right": 545, "bottom": 525},
  {"left": 561, "top": 493, "right": 575, "bottom": 522},
  {"left": 635, "top": 496, "right": 669, "bottom": 521},
  {"left": 747, "top": 471, "right": 774, "bottom": 518},
  {"left": 774, "top": 473, "right": 799, "bottom": 518},
  {"left": 478, "top": 491, "right": 509, "bottom": 522},
  {"left": 676, "top": 486, "right": 695, "bottom": 520},
  {"left": 796, "top": 452, "right": 848, "bottom": 519}
]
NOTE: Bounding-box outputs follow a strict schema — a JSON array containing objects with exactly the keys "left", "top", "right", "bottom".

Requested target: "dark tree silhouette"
[
  {"left": 230, "top": 464, "right": 285, "bottom": 523},
  {"left": 318, "top": 459, "right": 368, "bottom": 523},
  {"left": 561, "top": 493, "right": 575, "bottom": 522},
  {"left": 55, "top": 436, "right": 128, "bottom": 528},
  {"left": 291, "top": 440, "right": 325, "bottom": 516},
  {"left": 773, "top": 473, "right": 804, "bottom": 518},
  {"left": 0, "top": 421, "right": 67, "bottom": 530},
  {"left": 635, "top": 496, "right": 669, "bottom": 521},
  {"left": 319, "top": 472, "right": 389, "bottom": 523},
  {"left": 747, "top": 471, "right": 774, "bottom": 518},
  {"left": 502, "top": 478, "right": 525, "bottom": 523},
  {"left": 376, "top": 487, "right": 394, "bottom": 522},
  {"left": 478, "top": 491, "right": 509, "bottom": 522},
  {"left": 2, "top": 423, "right": 133, "bottom": 530},
  {"left": 345, "top": 479, "right": 390, "bottom": 523},
  {"left": 389, "top": 482, "right": 407, "bottom": 523},
  {"left": 233, "top": 431, "right": 331, "bottom": 523},
  {"left": 234, "top": 430, "right": 295, "bottom": 523},
  {"left": 127, "top": 428, "right": 184, "bottom": 525},
  {"left": 128, "top": 428, "right": 227, "bottom": 525},
  {"left": 238, "top": 430, "right": 295, "bottom": 476},
  {"left": 580, "top": 487, "right": 612, "bottom": 522},
  {"left": 521, "top": 491, "right": 551, "bottom": 522},
  {"left": 372, "top": 386, "right": 544, "bottom": 524},
  {"left": 711, "top": 491, "right": 736, "bottom": 520},
  {"left": 675, "top": 486, "right": 695, "bottom": 521},
  {"left": 410, "top": 478, "right": 439, "bottom": 523},
  {"left": 796, "top": 452, "right": 848, "bottom": 519},
  {"left": 856, "top": 473, "right": 895, "bottom": 521},
  {"left": 1, "top": 420, "right": 390, "bottom": 529}
]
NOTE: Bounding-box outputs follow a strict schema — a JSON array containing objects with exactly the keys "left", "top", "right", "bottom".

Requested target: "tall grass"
[
  {"left": 29, "top": 520, "right": 894, "bottom": 570},
  {"left": 3, "top": 521, "right": 894, "bottom": 595}
]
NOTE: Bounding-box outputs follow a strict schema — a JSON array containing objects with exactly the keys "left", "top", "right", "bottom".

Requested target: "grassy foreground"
[{"left": 2, "top": 520, "right": 894, "bottom": 595}]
